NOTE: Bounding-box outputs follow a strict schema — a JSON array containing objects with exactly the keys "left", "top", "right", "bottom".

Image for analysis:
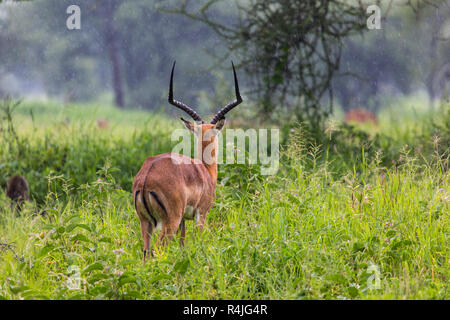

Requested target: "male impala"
[{"left": 133, "top": 62, "right": 242, "bottom": 259}]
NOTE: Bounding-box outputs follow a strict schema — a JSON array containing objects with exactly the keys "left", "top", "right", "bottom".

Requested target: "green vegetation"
[{"left": 0, "top": 98, "right": 448, "bottom": 299}]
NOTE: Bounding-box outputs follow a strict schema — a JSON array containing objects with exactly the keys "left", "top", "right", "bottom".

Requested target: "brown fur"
[
  {"left": 97, "top": 119, "right": 109, "bottom": 129},
  {"left": 132, "top": 120, "right": 225, "bottom": 260},
  {"left": 344, "top": 108, "right": 378, "bottom": 125},
  {"left": 6, "top": 175, "right": 30, "bottom": 211}
]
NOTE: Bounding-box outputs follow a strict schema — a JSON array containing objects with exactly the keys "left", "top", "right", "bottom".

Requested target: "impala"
[{"left": 133, "top": 62, "right": 242, "bottom": 259}]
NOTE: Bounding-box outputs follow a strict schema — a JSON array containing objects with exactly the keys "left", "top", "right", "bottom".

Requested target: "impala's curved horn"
[
  {"left": 168, "top": 61, "right": 204, "bottom": 123},
  {"left": 210, "top": 61, "right": 242, "bottom": 124}
]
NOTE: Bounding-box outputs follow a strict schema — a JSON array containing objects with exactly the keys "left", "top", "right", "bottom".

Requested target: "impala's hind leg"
[
  {"left": 178, "top": 219, "right": 186, "bottom": 246},
  {"left": 158, "top": 214, "right": 182, "bottom": 247},
  {"left": 135, "top": 190, "right": 154, "bottom": 262},
  {"left": 139, "top": 218, "right": 154, "bottom": 262}
]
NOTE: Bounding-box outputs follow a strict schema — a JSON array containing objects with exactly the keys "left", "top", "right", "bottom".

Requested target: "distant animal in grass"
[
  {"left": 6, "top": 175, "right": 30, "bottom": 211},
  {"left": 97, "top": 119, "right": 109, "bottom": 129},
  {"left": 344, "top": 108, "right": 377, "bottom": 125}
]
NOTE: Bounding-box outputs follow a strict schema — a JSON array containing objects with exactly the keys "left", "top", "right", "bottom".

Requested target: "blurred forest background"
[
  {"left": 0, "top": 0, "right": 448, "bottom": 126},
  {"left": 0, "top": 0, "right": 449, "bottom": 300}
]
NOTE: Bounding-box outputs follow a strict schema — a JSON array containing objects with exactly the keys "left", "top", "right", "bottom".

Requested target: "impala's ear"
[
  {"left": 214, "top": 118, "right": 226, "bottom": 131},
  {"left": 181, "top": 118, "right": 194, "bottom": 132}
]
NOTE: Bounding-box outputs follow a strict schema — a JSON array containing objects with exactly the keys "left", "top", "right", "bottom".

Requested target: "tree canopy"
[{"left": 0, "top": 0, "right": 448, "bottom": 125}]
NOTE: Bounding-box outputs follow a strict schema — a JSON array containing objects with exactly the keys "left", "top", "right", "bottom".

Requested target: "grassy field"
[{"left": 0, "top": 98, "right": 448, "bottom": 299}]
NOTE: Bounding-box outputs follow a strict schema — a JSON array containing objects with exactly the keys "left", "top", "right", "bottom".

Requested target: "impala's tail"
[{"left": 135, "top": 187, "right": 168, "bottom": 231}]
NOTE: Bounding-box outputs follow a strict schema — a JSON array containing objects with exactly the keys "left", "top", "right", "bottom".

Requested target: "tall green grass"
[{"left": 0, "top": 98, "right": 448, "bottom": 299}]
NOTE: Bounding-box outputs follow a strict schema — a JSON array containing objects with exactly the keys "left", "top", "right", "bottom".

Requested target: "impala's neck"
[
  {"left": 196, "top": 127, "right": 219, "bottom": 184},
  {"left": 201, "top": 154, "right": 218, "bottom": 184}
]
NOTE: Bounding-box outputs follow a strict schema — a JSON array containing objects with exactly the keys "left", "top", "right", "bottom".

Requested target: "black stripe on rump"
[
  {"left": 142, "top": 188, "right": 157, "bottom": 227},
  {"left": 134, "top": 191, "right": 140, "bottom": 212},
  {"left": 149, "top": 191, "right": 168, "bottom": 217},
  {"left": 141, "top": 163, "right": 157, "bottom": 227}
]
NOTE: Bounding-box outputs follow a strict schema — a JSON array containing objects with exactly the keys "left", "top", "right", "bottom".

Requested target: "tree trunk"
[
  {"left": 104, "top": 2, "right": 124, "bottom": 108},
  {"left": 425, "top": 4, "right": 446, "bottom": 106}
]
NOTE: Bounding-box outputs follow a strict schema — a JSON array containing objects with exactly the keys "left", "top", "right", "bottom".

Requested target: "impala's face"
[{"left": 181, "top": 118, "right": 226, "bottom": 165}]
